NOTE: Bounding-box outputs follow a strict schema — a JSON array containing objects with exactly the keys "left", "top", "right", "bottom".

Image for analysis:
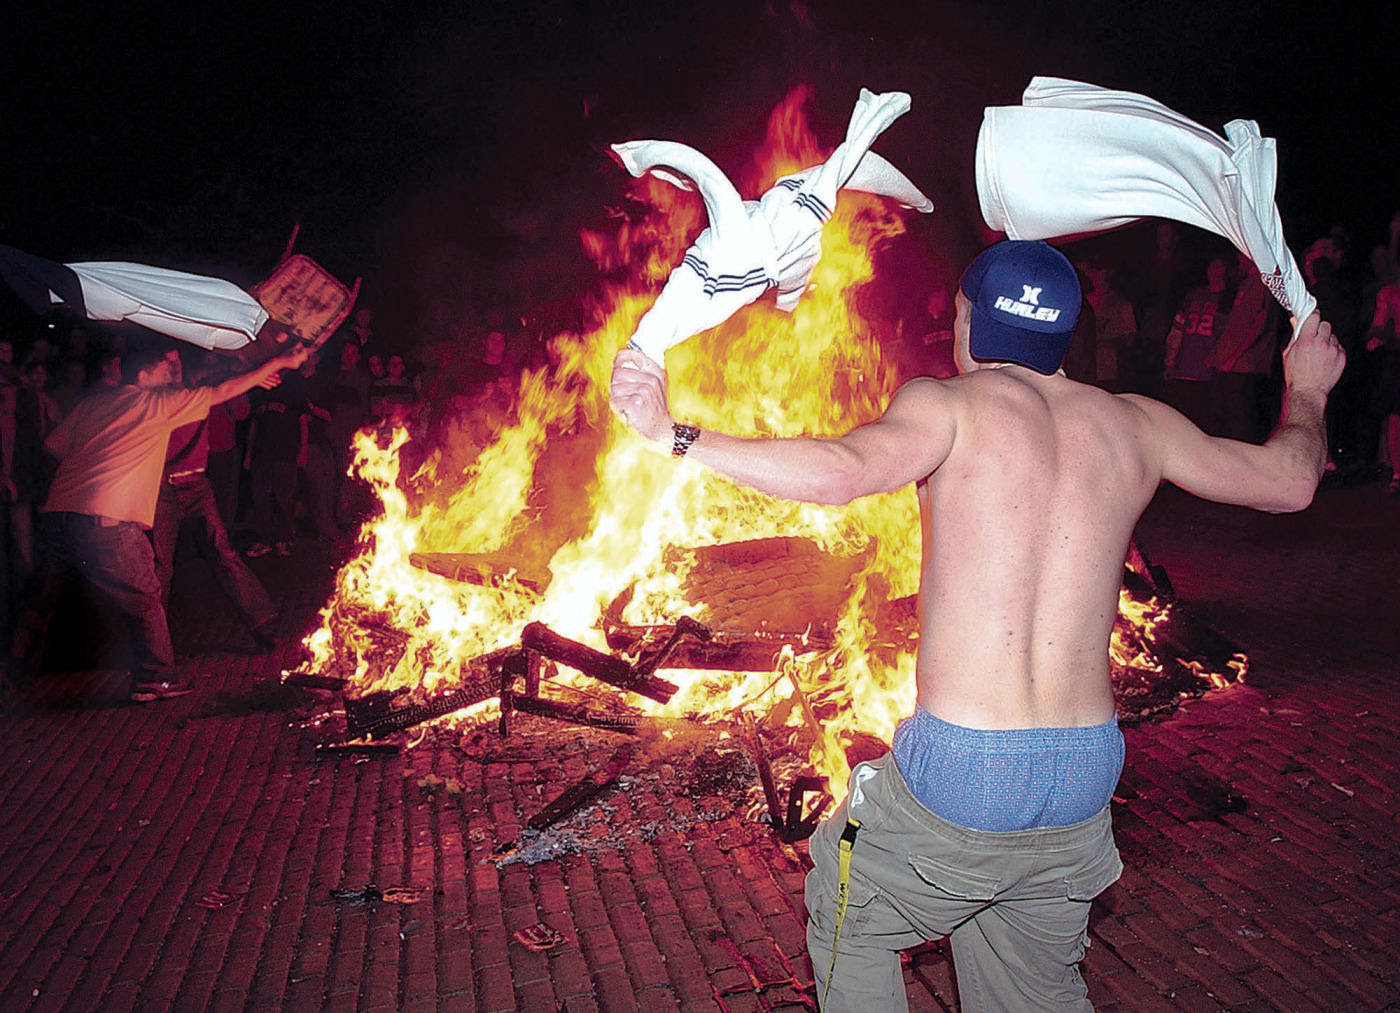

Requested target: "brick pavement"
[{"left": 0, "top": 481, "right": 1397, "bottom": 1011}]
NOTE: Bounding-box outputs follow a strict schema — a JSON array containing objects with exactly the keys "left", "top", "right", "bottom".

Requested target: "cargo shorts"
[{"left": 804, "top": 752, "right": 1122, "bottom": 1011}]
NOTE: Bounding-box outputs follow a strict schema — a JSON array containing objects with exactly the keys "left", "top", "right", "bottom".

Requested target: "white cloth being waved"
[
  {"left": 0, "top": 245, "right": 270, "bottom": 351},
  {"left": 975, "top": 76, "right": 1315, "bottom": 338},
  {"left": 613, "top": 88, "right": 934, "bottom": 364},
  {"left": 66, "top": 262, "right": 269, "bottom": 350}
]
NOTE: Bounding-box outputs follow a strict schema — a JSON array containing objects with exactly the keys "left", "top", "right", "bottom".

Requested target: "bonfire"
[{"left": 293, "top": 88, "right": 1244, "bottom": 801}]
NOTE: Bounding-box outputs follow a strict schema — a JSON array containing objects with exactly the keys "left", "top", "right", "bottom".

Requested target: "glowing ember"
[{"left": 295, "top": 88, "right": 1241, "bottom": 799}]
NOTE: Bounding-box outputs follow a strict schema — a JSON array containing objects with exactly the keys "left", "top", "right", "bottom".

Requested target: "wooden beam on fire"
[
  {"left": 605, "top": 623, "right": 832, "bottom": 673},
  {"left": 1119, "top": 557, "right": 1242, "bottom": 673},
  {"left": 528, "top": 742, "right": 633, "bottom": 830},
  {"left": 341, "top": 647, "right": 526, "bottom": 740},
  {"left": 1146, "top": 606, "right": 1245, "bottom": 685},
  {"left": 408, "top": 551, "right": 550, "bottom": 595},
  {"left": 744, "top": 717, "right": 831, "bottom": 844},
  {"left": 508, "top": 695, "right": 646, "bottom": 733},
  {"left": 745, "top": 717, "right": 786, "bottom": 836},
  {"left": 520, "top": 622, "right": 677, "bottom": 703},
  {"left": 631, "top": 615, "right": 713, "bottom": 677},
  {"left": 283, "top": 671, "right": 347, "bottom": 692},
  {"left": 1126, "top": 539, "right": 1175, "bottom": 602}
]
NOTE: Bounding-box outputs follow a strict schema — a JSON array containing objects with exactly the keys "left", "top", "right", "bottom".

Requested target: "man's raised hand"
[
  {"left": 1283, "top": 311, "right": 1345, "bottom": 398},
  {"left": 610, "top": 348, "right": 674, "bottom": 445}
]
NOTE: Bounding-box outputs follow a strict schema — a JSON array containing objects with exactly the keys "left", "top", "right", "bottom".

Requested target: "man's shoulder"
[
  {"left": 149, "top": 384, "right": 213, "bottom": 413},
  {"left": 895, "top": 374, "right": 955, "bottom": 392},
  {"left": 1113, "top": 390, "right": 1172, "bottom": 428},
  {"left": 890, "top": 374, "right": 973, "bottom": 411},
  {"left": 1020, "top": 374, "right": 1155, "bottom": 429},
  {"left": 67, "top": 384, "right": 141, "bottom": 417}
]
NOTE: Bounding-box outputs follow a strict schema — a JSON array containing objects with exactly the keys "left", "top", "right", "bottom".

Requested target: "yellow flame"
[{"left": 296, "top": 88, "right": 1239, "bottom": 796}]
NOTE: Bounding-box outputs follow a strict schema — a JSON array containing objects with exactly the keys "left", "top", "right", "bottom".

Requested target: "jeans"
[
  {"left": 152, "top": 475, "right": 276, "bottom": 631},
  {"left": 18, "top": 512, "right": 175, "bottom": 686},
  {"left": 250, "top": 458, "right": 299, "bottom": 545},
  {"left": 301, "top": 443, "right": 339, "bottom": 540}
]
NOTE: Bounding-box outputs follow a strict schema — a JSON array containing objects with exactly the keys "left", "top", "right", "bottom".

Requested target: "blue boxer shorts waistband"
[{"left": 892, "top": 708, "right": 1124, "bottom": 833}]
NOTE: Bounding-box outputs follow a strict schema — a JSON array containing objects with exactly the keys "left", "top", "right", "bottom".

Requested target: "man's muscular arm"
[
  {"left": 609, "top": 349, "right": 956, "bottom": 505},
  {"left": 1125, "top": 312, "right": 1344, "bottom": 513}
]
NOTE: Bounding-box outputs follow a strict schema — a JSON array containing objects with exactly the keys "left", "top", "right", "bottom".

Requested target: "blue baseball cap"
[{"left": 959, "top": 241, "right": 1081, "bottom": 375}]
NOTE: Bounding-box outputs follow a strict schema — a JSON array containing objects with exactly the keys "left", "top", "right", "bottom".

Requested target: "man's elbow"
[
  {"left": 1264, "top": 467, "right": 1321, "bottom": 513},
  {"left": 806, "top": 460, "right": 876, "bottom": 506},
  {"left": 808, "top": 477, "right": 860, "bottom": 506},
  {"left": 1269, "top": 484, "right": 1316, "bottom": 514}
]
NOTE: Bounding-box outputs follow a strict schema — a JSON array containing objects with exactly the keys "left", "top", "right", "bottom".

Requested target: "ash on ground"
[{"left": 443, "top": 720, "right": 793, "bottom": 868}]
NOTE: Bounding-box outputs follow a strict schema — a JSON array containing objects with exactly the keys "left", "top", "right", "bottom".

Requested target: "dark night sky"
[{"left": 1, "top": 0, "right": 1395, "bottom": 347}]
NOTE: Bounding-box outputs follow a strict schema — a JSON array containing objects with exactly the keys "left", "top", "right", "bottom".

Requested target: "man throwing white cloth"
[
  {"left": 611, "top": 240, "right": 1344, "bottom": 1010},
  {"left": 14, "top": 341, "right": 308, "bottom": 704}
]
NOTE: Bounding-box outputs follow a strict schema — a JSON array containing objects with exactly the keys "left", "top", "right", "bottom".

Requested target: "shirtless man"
[{"left": 610, "top": 241, "right": 1344, "bottom": 1010}]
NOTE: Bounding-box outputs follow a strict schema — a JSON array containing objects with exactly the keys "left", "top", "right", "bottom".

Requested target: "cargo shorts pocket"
[
  {"left": 805, "top": 835, "right": 882, "bottom": 938},
  {"left": 1063, "top": 842, "right": 1123, "bottom": 902},
  {"left": 838, "top": 871, "right": 884, "bottom": 935},
  {"left": 908, "top": 852, "right": 1000, "bottom": 901}
]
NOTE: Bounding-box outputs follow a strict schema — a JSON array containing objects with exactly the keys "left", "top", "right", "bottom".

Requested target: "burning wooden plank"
[
  {"left": 527, "top": 743, "right": 633, "bottom": 830},
  {"left": 631, "top": 615, "right": 713, "bottom": 676},
  {"left": 330, "top": 614, "right": 694, "bottom": 740},
  {"left": 605, "top": 623, "right": 831, "bottom": 672},
  {"left": 677, "top": 537, "right": 868, "bottom": 643},
  {"left": 342, "top": 648, "right": 525, "bottom": 739},
  {"left": 408, "top": 551, "right": 550, "bottom": 595},
  {"left": 746, "top": 718, "right": 785, "bottom": 834},
  {"left": 284, "top": 671, "right": 347, "bottom": 692},
  {"left": 313, "top": 740, "right": 401, "bottom": 758},
  {"left": 1112, "top": 546, "right": 1246, "bottom": 720},
  {"left": 1126, "top": 538, "right": 1175, "bottom": 601},
  {"left": 745, "top": 719, "right": 830, "bottom": 844},
  {"left": 596, "top": 537, "right": 869, "bottom": 671},
  {"left": 520, "top": 622, "right": 677, "bottom": 703},
  {"left": 332, "top": 617, "right": 699, "bottom": 741},
  {"left": 313, "top": 603, "right": 417, "bottom": 688},
  {"left": 506, "top": 695, "right": 646, "bottom": 734}
]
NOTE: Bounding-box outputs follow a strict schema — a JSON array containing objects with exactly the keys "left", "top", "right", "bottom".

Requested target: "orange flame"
[{"left": 296, "top": 88, "right": 1237, "bottom": 801}]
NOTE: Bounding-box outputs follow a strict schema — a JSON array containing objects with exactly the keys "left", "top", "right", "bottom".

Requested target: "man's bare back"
[{"left": 913, "top": 366, "right": 1158, "bottom": 729}]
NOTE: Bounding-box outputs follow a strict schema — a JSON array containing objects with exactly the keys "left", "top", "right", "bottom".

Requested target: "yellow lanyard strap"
[{"left": 821, "top": 817, "right": 862, "bottom": 1009}]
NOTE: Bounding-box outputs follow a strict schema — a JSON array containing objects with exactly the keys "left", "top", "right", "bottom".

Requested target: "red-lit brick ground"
[{"left": 1, "top": 480, "right": 1396, "bottom": 1011}]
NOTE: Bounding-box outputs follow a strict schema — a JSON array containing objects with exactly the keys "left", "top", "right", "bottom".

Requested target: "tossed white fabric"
[
  {"left": 613, "top": 88, "right": 934, "bottom": 363},
  {"left": 67, "top": 261, "right": 269, "bottom": 350},
  {"left": 976, "top": 76, "right": 1315, "bottom": 336}
]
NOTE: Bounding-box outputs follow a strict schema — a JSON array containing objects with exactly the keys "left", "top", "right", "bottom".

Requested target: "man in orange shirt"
[{"left": 14, "top": 341, "right": 307, "bottom": 703}]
